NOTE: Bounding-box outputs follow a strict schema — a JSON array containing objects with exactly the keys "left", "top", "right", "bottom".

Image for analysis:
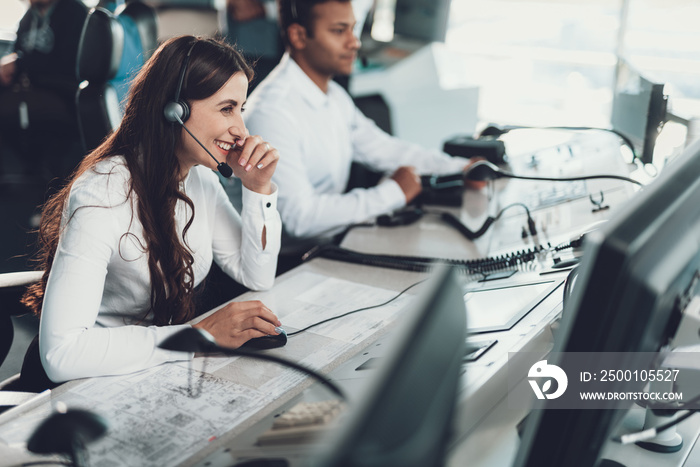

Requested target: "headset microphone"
[
  {"left": 171, "top": 114, "right": 234, "bottom": 178},
  {"left": 164, "top": 40, "right": 234, "bottom": 178}
]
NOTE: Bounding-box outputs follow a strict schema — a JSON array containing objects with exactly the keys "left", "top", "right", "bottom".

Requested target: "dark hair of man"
[
  {"left": 277, "top": 0, "right": 351, "bottom": 47},
  {"left": 22, "top": 36, "right": 253, "bottom": 326}
]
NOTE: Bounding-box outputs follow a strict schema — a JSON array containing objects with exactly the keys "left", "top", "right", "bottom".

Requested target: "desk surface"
[{"left": 2, "top": 131, "right": 683, "bottom": 467}]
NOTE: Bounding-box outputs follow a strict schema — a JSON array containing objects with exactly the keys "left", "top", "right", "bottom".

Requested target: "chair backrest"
[
  {"left": 0, "top": 314, "right": 15, "bottom": 370},
  {"left": 75, "top": 1, "right": 158, "bottom": 154},
  {"left": 117, "top": 0, "right": 159, "bottom": 62},
  {"left": 0, "top": 271, "right": 42, "bottom": 368},
  {"left": 75, "top": 7, "right": 124, "bottom": 154}
]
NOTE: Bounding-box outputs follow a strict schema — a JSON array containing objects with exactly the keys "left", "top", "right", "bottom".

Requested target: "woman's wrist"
[{"left": 243, "top": 181, "right": 272, "bottom": 195}]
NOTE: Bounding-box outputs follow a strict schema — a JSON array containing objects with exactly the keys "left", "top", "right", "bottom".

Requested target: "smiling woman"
[{"left": 16, "top": 36, "right": 284, "bottom": 391}]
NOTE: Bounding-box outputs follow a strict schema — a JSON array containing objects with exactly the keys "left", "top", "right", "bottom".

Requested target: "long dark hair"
[{"left": 22, "top": 36, "right": 253, "bottom": 325}]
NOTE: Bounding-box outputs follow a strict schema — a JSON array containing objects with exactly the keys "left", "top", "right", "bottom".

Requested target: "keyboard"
[{"left": 257, "top": 400, "right": 346, "bottom": 446}]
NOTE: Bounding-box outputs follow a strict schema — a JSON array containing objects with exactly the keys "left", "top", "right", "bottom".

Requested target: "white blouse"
[
  {"left": 39, "top": 157, "right": 281, "bottom": 382},
  {"left": 240, "top": 53, "right": 470, "bottom": 239}
]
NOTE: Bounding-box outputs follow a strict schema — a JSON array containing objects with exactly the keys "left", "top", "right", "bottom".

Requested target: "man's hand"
[
  {"left": 391, "top": 166, "right": 422, "bottom": 203},
  {"left": 464, "top": 157, "right": 489, "bottom": 190},
  {"left": 0, "top": 53, "right": 18, "bottom": 86}
]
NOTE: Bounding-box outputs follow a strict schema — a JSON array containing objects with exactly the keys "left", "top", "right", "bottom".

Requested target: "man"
[
  {"left": 0, "top": 0, "right": 88, "bottom": 180},
  {"left": 226, "top": 0, "right": 477, "bottom": 249}
]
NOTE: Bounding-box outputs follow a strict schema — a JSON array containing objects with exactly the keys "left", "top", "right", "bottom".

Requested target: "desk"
[
  {"left": 0, "top": 265, "right": 421, "bottom": 466},
  {"left": 1, "top": 131, "right": 688, "bottom": 467}
]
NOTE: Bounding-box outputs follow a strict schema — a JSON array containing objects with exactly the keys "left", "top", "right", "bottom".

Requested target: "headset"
[
  {"left": 163, "top": 40, "right": 233, "bottom": 178},
  {"left": 163, "top": 41, "right": 196, "bottom": 124}
]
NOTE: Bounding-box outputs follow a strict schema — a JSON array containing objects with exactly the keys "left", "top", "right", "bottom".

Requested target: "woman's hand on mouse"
[
  {"left": 193, "top": 300, "right": 282, "bottom": 348},
  {"left": 227, "top": 134, "right": 279, "bottom": 195}
]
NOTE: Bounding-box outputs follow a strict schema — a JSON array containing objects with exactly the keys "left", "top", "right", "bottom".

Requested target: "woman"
[{"left": 20, "top": 36, "right": 283, "bottom": 388}]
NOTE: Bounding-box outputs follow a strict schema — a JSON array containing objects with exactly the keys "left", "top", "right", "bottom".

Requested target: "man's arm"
[
  {"left": 246, "top": 107, "right": 406, "bottom": 238},
  {"left": 349, "top": 103, "right": 469, "bottom": 175},
  {"left": 273, "top": 148, "right": 406, "bottom": 238}
]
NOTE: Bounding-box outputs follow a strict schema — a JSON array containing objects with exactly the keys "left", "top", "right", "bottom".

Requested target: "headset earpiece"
[{"left": 163, "top": 100, "right": 189, "bottom": 123}]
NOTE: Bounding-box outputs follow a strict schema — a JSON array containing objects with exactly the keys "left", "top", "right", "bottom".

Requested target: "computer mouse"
[{"left": 240, "top": 329, "right": 287, "bottom": 350}]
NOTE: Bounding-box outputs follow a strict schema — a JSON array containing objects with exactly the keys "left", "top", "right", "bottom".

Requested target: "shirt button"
[{"left": 266, "top": 202, "right": 271, "bottom": 208}]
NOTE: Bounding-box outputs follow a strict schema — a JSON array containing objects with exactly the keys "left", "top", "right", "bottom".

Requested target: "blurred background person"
[{"left": 0, "top": 0, "right": 87, "bottom": 184}]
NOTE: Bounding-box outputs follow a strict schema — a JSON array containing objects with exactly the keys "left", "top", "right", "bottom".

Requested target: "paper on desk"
[
  {"left": 0, "top": 273, "right": 412, "bottom": 467},
  {"left": 276, "top": 274, "right": 411, "bottom": 343},
  {"left": 0, "top": 365, "right": 273, "bottom": 466}
]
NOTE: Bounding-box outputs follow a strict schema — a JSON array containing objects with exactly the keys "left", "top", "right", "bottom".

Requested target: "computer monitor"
[
  {"left": 611, "top": 57, "right": 669, "bottom": 165},
  {"left": 312, "top": 266, "right": 467, "bottom": 467},
  {"left": 393, "top": 0, "right": 451, "bottom": 43},
  {"left": 514, "top": 138, "right": 700, "bottom": 466}
]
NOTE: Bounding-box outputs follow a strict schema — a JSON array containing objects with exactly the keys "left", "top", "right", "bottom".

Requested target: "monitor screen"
[
  {"left": 611, "top": 58, "right": 669, "bottom": 165},
  {"left": 312, "top": 266, "right": 467, "bottom": 467},
  {"left": 465, "top": 280, "right": 561, "bottom": 333},
  {"left": 393, "top": 0, "right": 451, "bottom": 43},
  {"left": 514, "top": 138, "right": 700, "bottom": 466}
]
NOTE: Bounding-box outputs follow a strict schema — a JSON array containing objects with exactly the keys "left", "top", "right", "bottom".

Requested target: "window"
[{"left": 445, "top": 0, "right": 700, "bottom": 141}]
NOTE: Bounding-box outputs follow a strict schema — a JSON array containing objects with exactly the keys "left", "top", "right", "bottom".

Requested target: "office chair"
[
  {"left": 345, "top": 94, "right": 392, "bottom": 191},
  {"left": 112, "top": 0, "right": 159, "bottom": 105},
  {"left": 75, "top": 1, "right": 158, "bottom": 154},
  {"left": 117, "top": 0, "right": 159, "bottom": 62},
  {"left": 75, "top": 7, "right": 125, "bottom": 154},
  {"left": 353, "top": 94, "right": 393, "bottom": 135},
  {"left": 0, "top": 271, "right": 43, "bottom": 412}
]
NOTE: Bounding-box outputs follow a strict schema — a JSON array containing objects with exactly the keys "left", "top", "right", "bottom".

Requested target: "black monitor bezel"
[
  {"left": 392, "top": 0, "right": 451, "bottom": 43},
  {"left": 464, "top": 279, "right": 563, "bottom": 334},
  {"left": 611, "top": 57, "right": 669, "bottom": 165},
  {"left": 313, "top": 266, "right": 467, "bottom": 467},
  {"left": 514, "top": 139, "right": 700, "bottom": 466}
]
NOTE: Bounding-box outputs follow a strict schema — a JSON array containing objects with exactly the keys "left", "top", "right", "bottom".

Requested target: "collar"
[{"left": 282, "top": 53, "right": 332, "bottom": 110}]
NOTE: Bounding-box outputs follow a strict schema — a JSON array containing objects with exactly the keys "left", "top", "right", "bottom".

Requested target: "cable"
[
  {"left": 229, "top": 349, "right": 346, "bottom": 399},
  {"left": 478, "top": 125, "right": 640, "bottom": 164},
  {"left": 287, "top": 279, "right": 426, "bottom": 337},
  {"left": 21, "top": 463, "right": 72, "bottom": 467},
  {"left": 640, "top": 388, "right": 700, "bottom": 413},
  {"left": 435, "top": 201, "right": 537, "bottom": 241},
  {"left": 427, "top": 160, "right": 643, "bottom": 190},
  {"left": 562, "top": 265, "right": 580, "bottom": 310},
  {"left": 159, "top": 329, "right": 346, "bottom": 399},
  {"left": 612, "top": 373, "right": 700, "bottom": 445},
  {"left": 496, "top": 169, "right": 644, "bottom": 187},
  {"left": 619, "top": 410, "right": 697, "bottom": 445},
  {"left": 346, "top": 201, "right": 536, "bottom": 242},
  {"left": 438, "top": 211, "right": 494, "bottom": 240},
  {"left": 302, "top": 243, "right": 548, "bottom": 276},
  {"left": 463, "top": 160, "right": 643, "bottom": 187}
]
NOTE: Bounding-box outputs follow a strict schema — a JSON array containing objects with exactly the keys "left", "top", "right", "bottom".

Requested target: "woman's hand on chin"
[{"left": 228, "top": 135, "right": 279, "bottom": 194}]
